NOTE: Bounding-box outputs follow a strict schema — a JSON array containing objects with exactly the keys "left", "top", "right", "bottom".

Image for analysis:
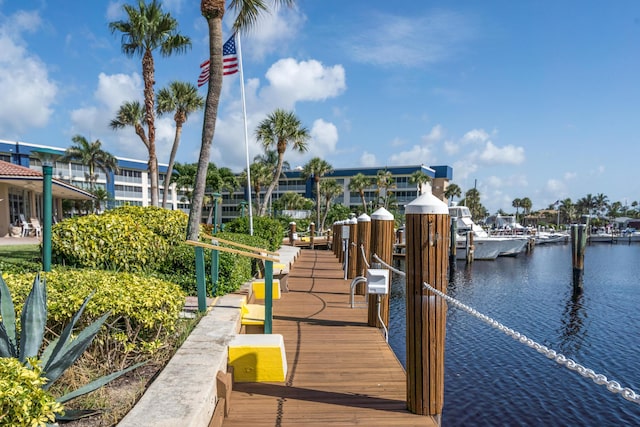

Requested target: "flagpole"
[{"left": 236, "top": 32, "right": 254, "bottom": 236}]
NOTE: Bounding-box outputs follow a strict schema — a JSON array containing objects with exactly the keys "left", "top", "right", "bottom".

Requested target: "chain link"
[{"left": 423, "top": 282, "right": 640, "bottom": 405}]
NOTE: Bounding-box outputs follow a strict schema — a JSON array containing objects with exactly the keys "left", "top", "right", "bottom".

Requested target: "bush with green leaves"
[
  {"left": 212, "top": 232, "right": 269, "bottom": 295},
  {"left": 0, "top": 357, "right": 63, "bottom": 426},
  {"left": 223, "top": 216, "right": 284, "bottom": 251},
  {"left": 3, "top": 269, "right": 185, "bottom": 368},
  {"left": 51, "top": 213, "right": 169, "bottom": 272},
  {"left": 0, "top": 273, "right": 144, "bottom": 423}
]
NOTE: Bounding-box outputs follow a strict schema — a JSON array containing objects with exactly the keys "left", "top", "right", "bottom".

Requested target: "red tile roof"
[{"left": 0, "top": 160, "right": 42, "bottom": 177}]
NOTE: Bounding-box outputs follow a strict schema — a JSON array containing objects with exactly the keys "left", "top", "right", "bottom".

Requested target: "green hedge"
[
  {"left": 3, "top": 269, "right": 185, "bottom": 367},
  {"left": 223, "top": 216, "right": 284, "bottom": 251}
]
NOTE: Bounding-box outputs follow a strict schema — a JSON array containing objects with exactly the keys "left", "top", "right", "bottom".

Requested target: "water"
[{"left": 388, "top": 243, "right": 640, "bottom": 426}]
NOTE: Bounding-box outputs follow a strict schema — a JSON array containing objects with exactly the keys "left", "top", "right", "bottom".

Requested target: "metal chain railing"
[
  {"left": 372, "top": 253, "right": 405, "bottom": 277},
  {"left": 423, "top": 282, "right": 640, "bottom": 405}
]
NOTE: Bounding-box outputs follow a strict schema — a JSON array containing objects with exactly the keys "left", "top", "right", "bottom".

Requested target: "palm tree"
[
  {"left": 188, "top": 0, "right": 295, "bottom": 239},
  {"left": 348, "top": 173, "right": 371, "bottom": 214},
  {"left": 156, "top": 81, "right": 204, "bottom": 208},
  {"left": 465, "top": 188, "right": 482, "bottom": 220},
  {"left": 408, "top": 170, "right": 431, "bottom": 195},
  {"left": 520, "top": 197, "right": 532, "bottom": 225},
  {"left": 512, "top": 198, "right": 522, "bottom": 222},
  {"left": 240, "top": 161, "right": 271, "bottom": 215},
  {"left": 375, "top": 169, "right": 396, "bottom": 209},
  {"left": 62, "top": 135, "right": 119, "bottom": 190},
  {"left": 255, "top": 109, "right": 310, "bottom": 216},
  {"left": 109, "top": 0, "right": 191, "bottom": 207},
  {"left": 171, "top": 162, "right": 198, "bottom": 203},
  {"left": 560, "top": 198, "right": 575, "bottom": 224},
  {"left": 594, "top": 193, "right": 609, "bottom": 217},
  {"left": 301, "top": 157, "right": 333, "bottom": 231},
  {"left": 319, "top": 178, "right": 343, "bottom": 231},
  {"left": 444, "top": 183, "right": 462, "bottom": 205}
]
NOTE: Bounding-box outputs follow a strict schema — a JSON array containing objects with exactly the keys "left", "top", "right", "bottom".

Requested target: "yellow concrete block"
[
  {"left": 241, "top": 303, "right": 265, "bottom": 326},
  {"left": 252, "top": 279, "right": 281, "bottom": 300},
  {"left": 228, "top": 334, "right": 288, "bottom": 382}
]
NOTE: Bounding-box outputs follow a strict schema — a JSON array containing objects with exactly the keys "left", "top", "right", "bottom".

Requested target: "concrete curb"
[{"left": 117, "top": 293, "right": 244, "bottom": 427}]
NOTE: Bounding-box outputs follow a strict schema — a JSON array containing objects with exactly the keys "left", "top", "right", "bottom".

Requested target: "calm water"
[{"left": 388, "top": 243, "right": 640, "bottom": 426}]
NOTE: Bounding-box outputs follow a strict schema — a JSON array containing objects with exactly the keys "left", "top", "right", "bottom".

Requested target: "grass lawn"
[{"left": 0, "top": 244, "right": 41, "bottom": 264}]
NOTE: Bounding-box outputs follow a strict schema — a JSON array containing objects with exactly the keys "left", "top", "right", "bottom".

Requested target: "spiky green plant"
[{"left": 0, "top": 273, "right": 144, "bottom": 419}]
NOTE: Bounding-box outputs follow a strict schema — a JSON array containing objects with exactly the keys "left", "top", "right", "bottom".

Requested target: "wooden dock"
[{"left": 222, "top": 249, "right": 438, "bottom": 426}]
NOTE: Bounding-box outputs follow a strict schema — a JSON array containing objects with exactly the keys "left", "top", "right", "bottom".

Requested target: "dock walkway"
[{"left": 223, "top": 249, "right": 437, "bottom": 426}]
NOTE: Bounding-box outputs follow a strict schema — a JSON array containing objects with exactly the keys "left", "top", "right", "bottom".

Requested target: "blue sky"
[{"left": 1, "top": 0, "right": 639, "bottom": 214}]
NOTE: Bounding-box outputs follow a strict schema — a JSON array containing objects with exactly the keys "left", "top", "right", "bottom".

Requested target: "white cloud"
[
  {"left": 443, "top": 139, "right": 459, "bottom": 155},
  {"left": 564, "top": 172, "right": 577, "bottom": 180},
  {"left": 546, "top": 178, "right": 566, "bottom": 193},
  {"left": 360, "top": 151, "right": 377, "bottom": 167},
  {"left": 106, "top": 1, "right": 124, "bottom": 20},
  {"left": 391, "top": 137, "right": 405, "bottom": 147},
  {"left": 479, "top": 141, "right": 525, "bottom": 165},
  {"left": 261, "top": 58, "right": 346, "bottom": 108},
  {"left": 389, "top": 145, "right": 433, "bottom": 166},
  {"left": 0, "top": 10, "right": 57, "bottom": 136},
  {"left": 421, "top": 124, "right": 444, "bottom": 143},
  {"left": 461, "top": 128, "right": 490, "bottom": 144},
  {"left": 307, "top": 119, "right": 338, "bottom": 157},
  {"left": 348, "top": 11, "right": 474, "bottom": 68}
]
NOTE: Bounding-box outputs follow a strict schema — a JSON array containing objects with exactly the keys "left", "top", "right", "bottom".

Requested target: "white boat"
[
  {"left": 534, "top": 231, "right": 569, "bottom": 245},
  {"left": 450, "top": 206, "right": 529, "bottom": 260}
]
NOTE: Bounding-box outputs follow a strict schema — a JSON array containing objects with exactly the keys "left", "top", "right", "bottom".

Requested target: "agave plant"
[{"left": 0, "top": 272, "right": 144, "bottom": 418}]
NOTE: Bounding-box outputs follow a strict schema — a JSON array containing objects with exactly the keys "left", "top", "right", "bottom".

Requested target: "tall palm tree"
[
  {"left": 301, "top": 157, "right": 333, "bottom": 230},
  {"left": 444, "top": 183, "right": 462, "bottom": 205},
  {"left": 594, "top": 193, "right": 609, "bottom": 217},
  {"left": 319, "top": 178, "right": 342, "bottom": 231},
  {"left": 520, "top": 197, "right": 532, "bottom": 225},
  {"left": 156, "top": 81, "right": 204, "bottom": 208},
  {"left": 408, "top": 170, "right": 431, "bottom": 195},
  {"left": 255, "top": 109, "right": 310, "bottom": 216},
  {"left": 109, "top": 0, "right": 191, "bottom": 207},
  {"left": 348, "top": 173, "right": 371, "bottom": 214},
  {"left": 111, "top": 101, "right": 147, "bottom": 144},
  {"left": 189, "top": 0, "right": 295, "bottom": 239},
  {"left": 62, "top": 135, "right": 119, "bottom": 189},
  {"left": 512, "top": 198, "right": 522, "bottom": 222},
  {"left": 465, "top": 188, "right": 482, "bottom": 220},
  {"left": 171, "top": 162, "right": 198, "bottom": 203},
  {"left": 240, "top": 161, "right": 271, "bottom": 215},
  {"left": 560, "top": 198, "right": 575, "bottom": 224},
  {"left": 375, "top": 169, "right": 396, "bottom": 209}
]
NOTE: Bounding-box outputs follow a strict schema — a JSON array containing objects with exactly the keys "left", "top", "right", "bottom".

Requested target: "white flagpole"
[{"left": 236, "top": 32, "right": 254, "bottom": 235}]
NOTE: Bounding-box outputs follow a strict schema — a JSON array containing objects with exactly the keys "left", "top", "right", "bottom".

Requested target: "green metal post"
[
  {"left": 213, "top": 192, "right": 221, "bottom": 233},
  {"left": 264, "top": 260, "right": 273, "bottom": 334},
  {"left": 195, "top": 246, "right": 207, "bottom": 312},
  {"left": 211, "top": 249, "right": 219, "bottom": 295},
  {"left": 42, "top": 164, "right": 53, "bottom": 272}
]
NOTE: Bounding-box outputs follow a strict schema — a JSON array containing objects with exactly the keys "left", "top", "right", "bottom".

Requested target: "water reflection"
[{"left": 558, "top": 287, "right": 587, "bottom": 355}]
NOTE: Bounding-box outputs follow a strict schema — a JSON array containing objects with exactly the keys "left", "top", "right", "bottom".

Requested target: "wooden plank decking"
[{"left": 222, "top": 249, "right": 438, "bottom": 427}]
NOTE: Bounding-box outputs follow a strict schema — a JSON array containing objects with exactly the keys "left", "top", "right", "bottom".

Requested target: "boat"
[
  {"left": 534, "top": 231, "right": 569, "bottom": 244},
  {"left": 449, "top": 206, "right": 529, "bottom": 260}
]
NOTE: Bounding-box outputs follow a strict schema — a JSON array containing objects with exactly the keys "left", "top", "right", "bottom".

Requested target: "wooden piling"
[
  {"left": 347, "top": 218, "right": 359, "bottom": 280},
  {"left": 368, "top": 207, "right": 395, "bottom": 327},
  {"left": 465, "top": 231, "right": 474, "bottom": 264},
  {"left": 571, "top": 224, "right": 587, "bottom": 289},
  {"left": 449, "top": 217, "right": 457, "bottom": 273},
  {"left": 356, "top": 214, "right": 372, "bottom": 287},
  {"left": 289, "top": 221, "right": 297, "bottom": 246},
  {"left": 310, "top": 222, "right": 315, "bottom": 249},
  {"left": 404, "top": 193, "right": 449, "bottom": 419}
]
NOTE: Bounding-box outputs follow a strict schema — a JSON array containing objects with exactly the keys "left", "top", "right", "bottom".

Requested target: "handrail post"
[
  {"left": 195, "top": 246, "right": 207, "bottom": 312},
  {"left": 211, "top": 248, "right": 219, "bottom": 295},
  {"left": 264, "top": 260, "right": 274, "bottom": 334}
]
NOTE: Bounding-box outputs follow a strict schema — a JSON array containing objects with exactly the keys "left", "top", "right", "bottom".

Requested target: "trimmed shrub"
[
  {"left": 224, "top": 216, "right": 284, "bottom": 251},
  {"left": 0, "top": 357, "right": 63, "bottom": 426},
  {"left": 3, "top": 269, "right": 185, "bottom": 368},
  {"left": 213, "top": 232, "right": 269, "bottom": 295},
  {"left": 51, "top": 214, "right": 168, "bottom": 272}
]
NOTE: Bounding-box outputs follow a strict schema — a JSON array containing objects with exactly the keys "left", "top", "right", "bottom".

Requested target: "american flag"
[{"left": 198, "top": 33, "right": 238, "bottom": 87}]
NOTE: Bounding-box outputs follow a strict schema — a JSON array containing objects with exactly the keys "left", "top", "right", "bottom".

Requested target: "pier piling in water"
[
  {"left": 405, "top": 193, "right": 450, "bottom": 419},
  {"left": 369, "top": 207, "right": 395, "bottom": 328},
  {"left": 571, "top": 224, "right": 588, "bottom": 289}
]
